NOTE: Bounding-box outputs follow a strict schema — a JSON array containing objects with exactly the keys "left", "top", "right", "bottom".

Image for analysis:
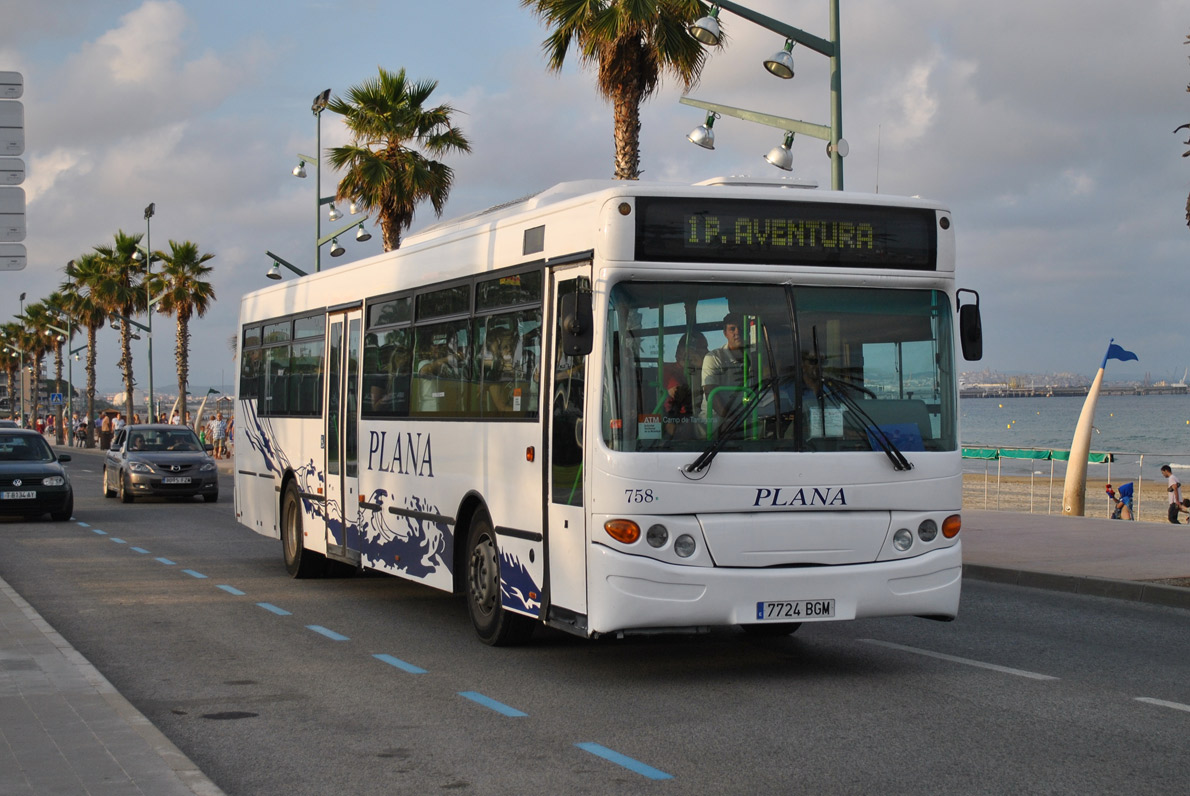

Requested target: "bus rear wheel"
[
  {"left": 466, "top": 510, "right": 534, "bottom": 646},
  {"left": 282, "top": 481, "right": 323, "bottom": 578}
]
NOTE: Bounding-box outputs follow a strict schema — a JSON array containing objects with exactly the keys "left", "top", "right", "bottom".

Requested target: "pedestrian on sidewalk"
[{"left": 1160, "top": 464, "right": 1182, "bottom": 523}]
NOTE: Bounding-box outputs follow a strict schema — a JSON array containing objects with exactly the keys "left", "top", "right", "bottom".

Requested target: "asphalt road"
[{"left": 1, "top": 459, "right": 1188, "bottom": 795}]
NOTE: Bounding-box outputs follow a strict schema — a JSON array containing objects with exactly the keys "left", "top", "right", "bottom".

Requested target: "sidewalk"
[
  {"left": 2, "top": 446, "right": 1186, "bottom": 794},
  {"left": 0, "top": 576, "right": 226, "bottom": 795}
]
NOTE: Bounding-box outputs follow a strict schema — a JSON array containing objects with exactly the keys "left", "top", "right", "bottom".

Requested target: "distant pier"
[{"left": 961, "top": 385, "right": 1189, "bottom": 399}]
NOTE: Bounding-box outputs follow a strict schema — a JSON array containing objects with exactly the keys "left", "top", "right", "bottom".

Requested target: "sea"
[{"left": 960, "top": 393, "right": 1190, "bottom": 484}]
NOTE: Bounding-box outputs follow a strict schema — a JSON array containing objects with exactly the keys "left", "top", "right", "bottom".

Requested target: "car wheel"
[
  {"left": 102, "top": 467, "right": 115, "bottom": 498},
  {"left": 50, "top": 491, "right": 74, "bottom": 522},
  {"left": 118, "top": 473, "right": 134, "bottom": 503},
  {"left": 466, "top": 509, "right": 535, "bottom": 646}
]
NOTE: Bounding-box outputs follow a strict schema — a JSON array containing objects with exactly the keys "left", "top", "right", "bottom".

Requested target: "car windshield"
[
  {"left": 129, "top": 430, "right": 202, "bottom": 452},
  {"left": 600, "top": 282, "right": 957, "bottom": 455},
  {"left": 0, "top": 434, "right": 54, "bottom": 462}
]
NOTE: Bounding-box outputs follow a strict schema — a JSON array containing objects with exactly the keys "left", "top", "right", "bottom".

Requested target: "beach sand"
[{"left": 963, "top": 472, "right": 1183, "bottom": 524}]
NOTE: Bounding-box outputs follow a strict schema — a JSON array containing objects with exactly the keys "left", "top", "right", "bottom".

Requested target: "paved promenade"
[{"left": 1, "top": 444, "right": 1187, "bottom": 793}]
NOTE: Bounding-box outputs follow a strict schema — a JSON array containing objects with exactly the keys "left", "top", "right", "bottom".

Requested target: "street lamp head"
[
  {"left": 765, "top": 132, "right": 795, "bottom": 171},
  {"left": 132, "top": 249, "right": 144, "bottom": 262},
  {"left": 328, "top": 204, "right": 342, "bottom": 222},
  {"left": 764, "top": 40, "right": 795, "bottom": 79},
  {"left": 312, "top": 88, "right": 331, "bottom": 114},
  {"left": 266, "top": 263, "right": 283, "bottom": 280},
  {"left": 349, "top": 201, "right": 361, "bottom": 215},
  {"left": 355, "top": 223, "right": 372, "bottom": 243},
  {"left": 687, "top": 112, "right": 718, "bottom": 150},
  {"left": 690, "top": 6, "right": 722, "bottom": 45},
  {"left": 144, "top": 202, "right": 155, "bottom": 220},
  {"left": 329, "top": 238, "right": 345, "bottom": 258},
  {"left": 292, "top": 162, "right": 307, "bottom": 178}
]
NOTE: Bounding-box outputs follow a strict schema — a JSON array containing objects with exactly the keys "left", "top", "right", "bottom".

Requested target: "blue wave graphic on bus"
[
  {"left": 501, "top": 551, "right": 540, "bottom": 616},
  {"left": 359, "top": 489, "right": 452, "bottom": 579},
  {"left": 240, "top": 401, "right": 339, "bottom": 538}
]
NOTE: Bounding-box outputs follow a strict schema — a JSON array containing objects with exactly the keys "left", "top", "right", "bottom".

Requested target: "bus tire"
[
  {"left": 741, "top": 622, "right": 802, "bottom": 637},
  {"left": 465, "top": 509, "right": 534, "bottom": 646},
  {"left": 282, "top": 482, "right": 322, "bottom": 579}
]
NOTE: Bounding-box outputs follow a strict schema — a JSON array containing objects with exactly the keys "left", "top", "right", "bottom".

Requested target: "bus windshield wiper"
[
  {"left": 682, "top": 376, "right": 780, "bottom": 475},
  {"left": 820, "top": 377, "right": 914, "bottom": 472}
]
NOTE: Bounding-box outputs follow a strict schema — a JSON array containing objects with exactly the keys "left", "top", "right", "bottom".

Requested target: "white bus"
[{"left": 234, "top": 176, "right": 983, "bottom": 645}]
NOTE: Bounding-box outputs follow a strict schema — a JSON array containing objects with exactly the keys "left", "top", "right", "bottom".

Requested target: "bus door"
[
  {"left": 546, "top": 267, "right": 591, "bottom": 616},
  {"left": 325, "top": 308, "right": 362, "bottom": 566}
]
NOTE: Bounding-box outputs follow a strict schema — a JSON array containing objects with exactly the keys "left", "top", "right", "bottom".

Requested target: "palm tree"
[
  {"left": 42, "top": 291, "right": 74, "bottom": 444},
  {"left": 1, "top": 322, "right": 21, "bottom": 421},
  {"left": 326, "top": 67, "right": 472, "bottom": 251},
  {"left": 62, "top": 254, "right": 109, "bottom": 448},
  {"left": 521, "top": 0, "right": 715, "bottom": 180},
  {"left": 152, "top": 240, "right": 216, "bottom": 428},
  {"left": 19, "top": 301, "right": 54, "bottom": 430},
  {"left": 92, "top": 231, "right": 146, "bottom": 426}
]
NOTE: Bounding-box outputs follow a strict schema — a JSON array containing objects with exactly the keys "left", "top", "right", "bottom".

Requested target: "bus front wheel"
[
  {"left": 282, "top": 482, "right": 323, "bottom": 578},
  {"left": 466, "top": 510, "right": 534, "bottom": 646}
]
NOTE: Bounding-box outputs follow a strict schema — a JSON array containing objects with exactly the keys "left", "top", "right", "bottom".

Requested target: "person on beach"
[
  {"left": 1160, "top": 464, "right": 1181, "bottom": 523},
  {"left": 1105, "top": 483, "right": 1133, "bottom": 520}
]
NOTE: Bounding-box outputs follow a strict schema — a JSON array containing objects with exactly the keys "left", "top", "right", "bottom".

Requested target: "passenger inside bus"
[{"left": 662, "top": 331, "right": 707, "bottom": 439}]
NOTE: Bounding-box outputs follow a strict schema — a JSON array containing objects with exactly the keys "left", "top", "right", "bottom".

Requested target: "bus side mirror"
[
  {"left": 561, "top": 292, "right": 593, "bottom": 356},
  {"left": 957, "top": 289, "right": 983, "bottom": 361}
]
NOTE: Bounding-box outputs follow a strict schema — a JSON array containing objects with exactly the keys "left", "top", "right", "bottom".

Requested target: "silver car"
[{"left": 103, "top": 424, "right": 219, "bottom": 503}]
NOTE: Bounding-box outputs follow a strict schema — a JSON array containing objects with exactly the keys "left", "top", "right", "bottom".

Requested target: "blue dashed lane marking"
[
  {"left": 130, "top": 547, "right": 149, "bottom": 554},
  {"left": 308, "top": 625, "right": 349, "bottom": 641},
  {"left": 182, "top": 569, "right": 207, "bottom": 579},
  {"left": 91, "top": 528, "right": 107, "bottom": 535},
  {"left": 110, "top": 538, "right": 126, "bottom": 544},
  {"left": 76, "top": 522, "right": 89, "bottom": 527},
  {"left": 458, "top": 692, "right": 527, "bottom": 717},
  {"left": 575, "top": 743, "right": 673, "bottom": 780},
  {"left": 217, "top": 585, "right": 245, "bottom": 595},
  {"left": 374, "top": 654, "right": 427, "bottom": 674},
  {"left": 257, "top": 603, "right": 291, "bottom": 616},
  {"left": 155, "top": 557, "right": 176, "bottom": 566}
]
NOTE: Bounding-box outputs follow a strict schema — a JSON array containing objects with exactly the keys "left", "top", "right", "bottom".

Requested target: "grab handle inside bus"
[
  {"left": 956, "top": 288, "right": 983, "bottom": 362},
  {"left": 561, "top": 292, "right": 593, "bottom": 356}
]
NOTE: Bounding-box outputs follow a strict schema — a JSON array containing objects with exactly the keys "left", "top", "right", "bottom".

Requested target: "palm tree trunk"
[
  {"left": 177, "top": 315, "right": 190, "bottom": 425},
  {"left": 31, "top": 354, "right": 43, "bottom": 430},
  {"left": 86, "top": 326, "right": 97, "bottom": 448},
  {"left": 380, "top": 209, "right": 403, "bottom": 252},
  {"left": 54, "top": 346, "right": 64, "bottom": 445},
  {"left": 120, "top": 318, "right": 134, "bottom": 425}
]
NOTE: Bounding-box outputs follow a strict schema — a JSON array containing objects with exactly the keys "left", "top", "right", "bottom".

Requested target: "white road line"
[
  {"left": 861, "top": 639, "right": 1059, "bottom": 681},
  {"left": 1135, "top": 697, "right": 1190, "bottom": 713}
]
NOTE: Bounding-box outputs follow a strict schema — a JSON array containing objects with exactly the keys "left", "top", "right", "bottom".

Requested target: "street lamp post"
[
  {"left": 112, "top": 313, "right": 152, "bottom": 418},
  {"left": 271, "top": 89, "right": 371, "bottom": 279},
  {"left": 684, "top": 0, "right": 846, "bottom": 190},
  {"left": 131, "top": 203, "right": 156, "bottom": 420}
]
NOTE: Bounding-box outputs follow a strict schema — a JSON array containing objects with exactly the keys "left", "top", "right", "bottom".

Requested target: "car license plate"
[
  {"left": 756, "top": 599, "right": 835, "bottom": 620},
  {"left": 162, "top": 477, "right": 191, "bottom": 484},
  {"left": 1, "top": 490, "right": 36, "bottom": 500}
]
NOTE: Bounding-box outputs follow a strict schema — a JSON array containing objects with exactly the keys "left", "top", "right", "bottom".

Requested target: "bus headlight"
[
  {"left": 892, "top": 528, "right": 913, "bottom": 552},
  {"left": 674, "top": 534, "right": 697, "bottom": 558},
  {"left": 917, "top": 519, "right": 938, "bottom": 542},
  {"left": 646, "top": 524, "right": 669, "bottom": 548}
]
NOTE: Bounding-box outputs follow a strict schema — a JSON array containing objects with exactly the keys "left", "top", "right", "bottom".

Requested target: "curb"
[{"left": 964, "top": 564, "right": 1190, "bottom": 611}]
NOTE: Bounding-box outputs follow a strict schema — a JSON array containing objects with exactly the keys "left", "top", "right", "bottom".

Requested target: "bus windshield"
[{"left": 601, "top": 282, "right": 956, "bottom": 454}]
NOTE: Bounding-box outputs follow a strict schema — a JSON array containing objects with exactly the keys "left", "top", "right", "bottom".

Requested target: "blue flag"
[{"left": 1101, "top": 339, "right": 1138, "bottom": 369}]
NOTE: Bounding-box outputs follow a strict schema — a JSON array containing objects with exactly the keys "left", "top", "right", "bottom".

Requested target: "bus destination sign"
[{"left": 634, "top": 196, "right": 938, "bottom": 270}]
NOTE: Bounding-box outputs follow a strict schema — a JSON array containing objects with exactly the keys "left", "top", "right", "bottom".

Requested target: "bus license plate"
[
  {"left": 756, "top": 599, "right": 835, "bottom": 620},
  {"left": 1, "top": 490, "right": 36, "bottom": 500},
  {"left": 162, "top": 477, "right": 191, "bottom": 484}
]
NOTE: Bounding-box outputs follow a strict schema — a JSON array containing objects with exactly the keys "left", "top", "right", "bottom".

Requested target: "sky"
[{"left": 1, "top": 0, "right": 1187, "bottom": 397}]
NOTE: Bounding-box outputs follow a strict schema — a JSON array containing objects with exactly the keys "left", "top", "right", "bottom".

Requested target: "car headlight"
[
  {"left": 128, "top": 461, "right": 153, "bottom": 474},
  {"left": 200, "top": 462, "right": 216, "bottom": 472},
  {"left": 43, "top": 475, "right": 65, "bottom": 486}
]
